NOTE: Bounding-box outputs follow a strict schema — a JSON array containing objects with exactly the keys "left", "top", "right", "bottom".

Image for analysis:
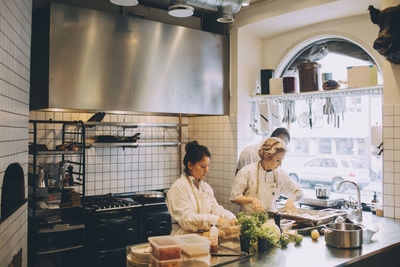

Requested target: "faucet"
[{"left": 337, "top": 180, "right": 362, "bottom": 222}]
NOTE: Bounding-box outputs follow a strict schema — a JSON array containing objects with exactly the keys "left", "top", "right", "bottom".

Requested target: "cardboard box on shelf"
[{"left": 347, "top": 65, "right": 378, "bottom": 88}]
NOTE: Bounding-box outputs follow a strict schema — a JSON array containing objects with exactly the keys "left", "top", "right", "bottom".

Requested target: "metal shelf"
[
  {"left": 29, "top": 150, "right": 84, "bottom": 156},
  {"left": 88, "top": 142, "right": 181, "bottom": 147},
  {"left": 85, "top": 122, "right": 187, "bottom": 128},
  {"left": 250, "top": 85, "right": 383, "bottom": 102}
]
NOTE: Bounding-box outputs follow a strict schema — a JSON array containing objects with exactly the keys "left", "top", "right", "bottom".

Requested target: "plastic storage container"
[
  {"left": 176, "top": 234, "right": 210, "bottom": 258},
  {"left": 182, "top": 255, "right": 210, "bottom": 267},
  {"left": 150, "top": 253, "right": 182, "bottom": 267},
  {"left": 210, "top": 224, "right": 218, "bottom": 253},
  {"left": 148, "top": 236, "right": 181, "bottom": 260}
]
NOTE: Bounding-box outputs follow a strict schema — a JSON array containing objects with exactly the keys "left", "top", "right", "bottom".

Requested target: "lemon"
[
  {"left": 280, "top": 234, "right": 290, "bottom": 247},
  {"left": 311, "top": 229, "right": 320, "bottom": 240},
  {"left": 294, "top": 234, "right": 303, "bottom": 244}
]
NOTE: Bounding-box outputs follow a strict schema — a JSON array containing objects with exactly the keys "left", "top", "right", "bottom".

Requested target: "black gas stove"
[
  {"left": 84, "top": 194, "right": 141, "bottom": 211},
  {"left": 84, "top": 192, "right": 171, "bottom": 267}
]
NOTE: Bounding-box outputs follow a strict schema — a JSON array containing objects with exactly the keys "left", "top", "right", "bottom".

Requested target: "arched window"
[
  {"left": 276, "top": 36, "right": 383, "bottom": 204},
  {"left": 277, "top": 37, "right": 383, "bottom": 84}
]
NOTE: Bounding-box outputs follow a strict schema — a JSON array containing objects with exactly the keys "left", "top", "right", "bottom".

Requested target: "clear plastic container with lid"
[
  {"left": 176, "top": 234, "right": 210, "bottom": 258},
  {"left": 148, "top": 236, "right": 181, "bottom": 260},
  {"left": 149, "top": 252, "right": 182, "bottom": 267}
]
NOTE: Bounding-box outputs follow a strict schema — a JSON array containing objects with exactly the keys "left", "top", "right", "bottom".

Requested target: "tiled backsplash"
[
  {"left": 382, "top": 104, "right": 400, "bottom": 218},
  {"left": 29, "top": 111, "right": 188, "bottom": 196},
  {"left": 188, "top": 115, "right": 240, "bottom": 213},
  {"left": 28, "top": 112, "right": 244, "bottom": 214},
  {"left": 0, "top": 0, "right": 31, "bottom": 266}
]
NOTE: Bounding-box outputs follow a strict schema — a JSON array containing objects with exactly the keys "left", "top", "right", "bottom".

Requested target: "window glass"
[
  {"left": 280, "top": 38, "right": 383, "bottom": 204},
  {"left": 341, "top": 160, "right": 351, "bottom": 168}
]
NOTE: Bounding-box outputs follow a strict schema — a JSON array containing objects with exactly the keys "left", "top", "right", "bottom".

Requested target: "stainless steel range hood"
[{"left": 30, "top": 2, "right": 229, "bottom": 115}]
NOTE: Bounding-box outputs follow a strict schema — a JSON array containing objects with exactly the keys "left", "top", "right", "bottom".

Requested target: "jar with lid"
[{"left": 297, "top": 60, "right": 321, "bottom": 92}]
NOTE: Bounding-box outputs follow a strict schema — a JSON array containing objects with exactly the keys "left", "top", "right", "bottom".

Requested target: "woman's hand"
[
  {"left": 250, "top": 197, "right": 264, "bottom": 212},
  {"left": 230, "top": 218, "right": 238, "bottom": 226},
  {"left": 281, "top": 197, "right": 296, "bottom": 214},
  {"left": 218, "top": 217, "right": 230, "bottom": 227}
]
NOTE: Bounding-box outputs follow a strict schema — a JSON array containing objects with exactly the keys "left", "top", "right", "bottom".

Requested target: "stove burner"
[{"left": 84, "top": 194, "right": 140, "bottom": 211}]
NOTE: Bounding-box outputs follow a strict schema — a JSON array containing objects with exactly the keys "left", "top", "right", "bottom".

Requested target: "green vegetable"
[
  {"left": 294, "top": 234, "right": 303, "bottom": 244},
  {"left": 280, "top": 234, "right": 290, "bottom": 246}
]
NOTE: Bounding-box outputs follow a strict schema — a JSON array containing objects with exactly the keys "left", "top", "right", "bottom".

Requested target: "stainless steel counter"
[{"left": 226, "top": 212, "right": 400, "bottom": 267}]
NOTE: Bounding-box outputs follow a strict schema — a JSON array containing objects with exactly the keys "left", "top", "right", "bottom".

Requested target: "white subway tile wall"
[
  {"left": 29, "top": 111, "right": 188, "bottom": 196},
  {"left": 188, "top": 115, "right": 240, "bottom": 213},
  {"left": 0, "top": 0, "right": 31, "bottom": 266},
  {"left": 383, "top": 103, "right": 400, "bottom": 219}
]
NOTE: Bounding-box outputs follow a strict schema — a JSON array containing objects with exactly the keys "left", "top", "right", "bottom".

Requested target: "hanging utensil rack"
[{"left": 250, "top": 85, "right": 382, "bottom": 102}]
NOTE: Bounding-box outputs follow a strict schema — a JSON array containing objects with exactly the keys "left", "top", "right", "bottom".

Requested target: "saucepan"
[{"left": 322, "top": 223, "right": 363, "bottom": 248}]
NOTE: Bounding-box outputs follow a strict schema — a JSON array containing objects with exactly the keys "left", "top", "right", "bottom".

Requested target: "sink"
[{"left": 323, "top": 223, "right": 363, "bottom": 248}]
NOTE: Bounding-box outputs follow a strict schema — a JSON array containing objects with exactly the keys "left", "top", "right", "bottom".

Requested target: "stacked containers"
[
  {"left": 176, "top": 234, "right": 211, "bottom": 267},
  {"left": 148, "top": 236, "right": 182, "bottom": 267}
]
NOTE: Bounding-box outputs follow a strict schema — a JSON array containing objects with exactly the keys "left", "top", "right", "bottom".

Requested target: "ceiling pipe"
[{"left": 168, "top": 0, "right": 244, "bottom": 23}]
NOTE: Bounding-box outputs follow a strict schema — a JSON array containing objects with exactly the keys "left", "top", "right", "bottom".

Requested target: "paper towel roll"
[{"left": 269, "top": 78, "right": 283, "bottom": 95}]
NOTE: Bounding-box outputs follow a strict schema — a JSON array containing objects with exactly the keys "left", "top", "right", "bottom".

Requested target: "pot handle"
[{"left": 321, "top": 225, "right": 332, "bottom": 234}]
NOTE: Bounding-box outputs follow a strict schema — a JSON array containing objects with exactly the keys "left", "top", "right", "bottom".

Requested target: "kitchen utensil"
[
  {"left": 297, "top": 60, "right": 321, "bottom": 92},
  {"left": 315, "top": 184, "right": 330, "bottom": 199},
  {"left": 323, "top": 223, "right": 363, "bottom": 248},
  {"left": 307, "top": 99, "right": 314, "bottom": 128}
]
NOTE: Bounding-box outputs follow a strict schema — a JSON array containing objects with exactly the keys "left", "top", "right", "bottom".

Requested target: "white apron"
[
  {"left": 171, "top": 176, "right": 212, "bottom": 235},
  {"left": 241, "top": 161, "right": 278, "bottom": 214}
]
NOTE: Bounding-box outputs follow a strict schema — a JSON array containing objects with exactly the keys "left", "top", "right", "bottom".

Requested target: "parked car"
[{"left": 286, "top": 156, "right": 370, "bottom": 191}]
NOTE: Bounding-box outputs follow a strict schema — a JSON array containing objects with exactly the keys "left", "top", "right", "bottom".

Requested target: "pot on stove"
[
  {"left": 315, "top": 185, "right": 330, "bottom": 199},
  {"left": 133, "top": 191, "right": 165, "bottom": 203}
]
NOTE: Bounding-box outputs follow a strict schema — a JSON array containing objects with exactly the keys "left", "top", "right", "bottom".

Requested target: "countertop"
[{"left": 226, "top": 212, "right": 400, "bottom": 267}]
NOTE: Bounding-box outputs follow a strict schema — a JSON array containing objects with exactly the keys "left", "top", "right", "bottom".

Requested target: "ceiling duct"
[{"left": 168, "top": 0, "right": 243, "bottom": 23}]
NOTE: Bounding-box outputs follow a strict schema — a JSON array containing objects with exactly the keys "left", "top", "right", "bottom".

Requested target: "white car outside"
[{"left": 287, "top": 156, "right": 370, "bottom": 190}]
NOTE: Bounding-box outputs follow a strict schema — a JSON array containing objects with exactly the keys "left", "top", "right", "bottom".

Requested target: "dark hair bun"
[{"left": 185, "top": 140, "right": 199, "bottom": 152}]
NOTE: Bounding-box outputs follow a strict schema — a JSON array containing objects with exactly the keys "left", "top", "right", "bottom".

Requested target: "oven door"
[
  {"left": 140, "top": 203, "right": 171, "bottom": 242},
  {"left": 95, "top": 212, "right": 139, "bottom": 249},
  {"left": 86, "top": 208, "right": 139, "bottom": 250},
  {"left": 96, "top": 247, "right": 126, "bottom": 267}
]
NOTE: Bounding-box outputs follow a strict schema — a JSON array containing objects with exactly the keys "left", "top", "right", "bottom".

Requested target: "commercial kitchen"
[{"left": 0, "top": 0, "right": 399, "bottom": 266}]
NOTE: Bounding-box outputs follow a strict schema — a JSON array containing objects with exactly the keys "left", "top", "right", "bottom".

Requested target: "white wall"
[
  {"left": 0, "top": 0, "right": 31, "bottom": 265},
  {"left": 381, "top": 0, "right": 400, "bottom": 219}
]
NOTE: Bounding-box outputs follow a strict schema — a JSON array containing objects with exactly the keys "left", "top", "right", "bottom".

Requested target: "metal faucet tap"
[{"left": 337, "top": 180, "right": 362, "bottom": 222}]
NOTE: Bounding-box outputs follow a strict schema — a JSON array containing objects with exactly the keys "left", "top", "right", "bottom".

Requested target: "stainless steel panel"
[{"left": 46, "top": 2, "right": 228, "bottom": 115}]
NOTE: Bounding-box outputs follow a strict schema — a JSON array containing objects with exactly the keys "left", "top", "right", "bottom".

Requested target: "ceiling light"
[
  {"left": 109, "top": 0, "right": 139, "bottom": 6},
  {"left": 168, "top": 4, "right": 194, "bottom": 18},
  {"left": 241, "top": 0, "right": 250, "bottom": 6}
]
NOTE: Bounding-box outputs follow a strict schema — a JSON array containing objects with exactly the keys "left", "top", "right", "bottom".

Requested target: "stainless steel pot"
[
  {"left": 315, "top": 185, "right": 330, "bottom": 199},
  {"left": 323, "top": 223, "right": 363, "bottom": 248}
]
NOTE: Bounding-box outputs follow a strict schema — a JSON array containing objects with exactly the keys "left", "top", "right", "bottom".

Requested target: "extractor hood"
[{"left": 30, "top": 2, "right": 229, "bottom": 115}]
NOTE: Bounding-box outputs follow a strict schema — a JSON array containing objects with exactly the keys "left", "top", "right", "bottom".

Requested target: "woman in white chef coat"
[
  {"left": 167, "top": 141, "right": 238, "bottom": 235},
  {"left": 230, "top": 137, "right": 303, "bottom": 214}
]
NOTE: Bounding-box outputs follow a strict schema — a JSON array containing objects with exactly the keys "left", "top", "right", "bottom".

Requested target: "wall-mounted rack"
[
  {"left": 250, "top": 85, "right": 383, "bottom": 102},
  {"left": 85, "top": 122, "right": 187, "bottom": 128}
]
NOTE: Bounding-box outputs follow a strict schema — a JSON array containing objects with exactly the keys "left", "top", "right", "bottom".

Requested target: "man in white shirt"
[{"left": 235, "top": 128, "right": 290, "bottom": 175}]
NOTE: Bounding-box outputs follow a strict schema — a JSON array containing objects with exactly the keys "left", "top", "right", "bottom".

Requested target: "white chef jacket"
[
  {"left": 230, "top": 162, "right": 303, "bottom": 214},
  {"left": 236, "top": 142, "right": 263, "bottom": 172},
  {"left": 167, "top": 174, "right": 236, "bottom": 235}
]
